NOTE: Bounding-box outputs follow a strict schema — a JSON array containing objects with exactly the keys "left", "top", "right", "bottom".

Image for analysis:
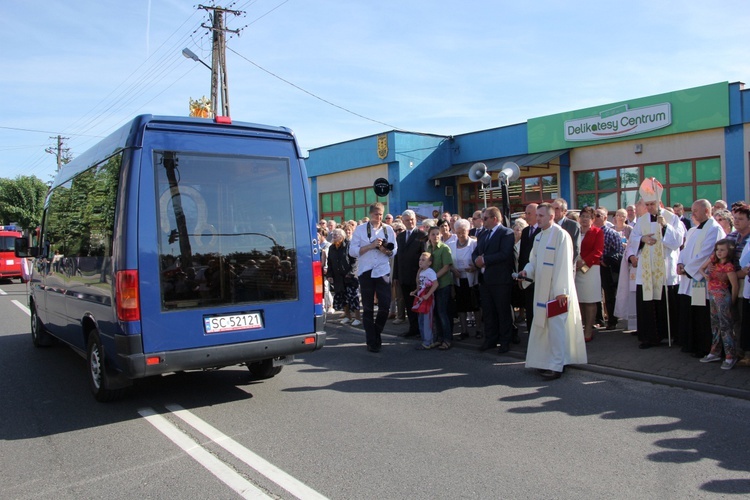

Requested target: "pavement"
[{"left": 326, "top": 312, "right": 750, "bottom": 401}]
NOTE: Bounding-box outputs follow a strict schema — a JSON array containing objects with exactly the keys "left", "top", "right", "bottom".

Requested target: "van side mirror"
[{"left": 15, "top": 237, "right": 39, "bottom": 258}]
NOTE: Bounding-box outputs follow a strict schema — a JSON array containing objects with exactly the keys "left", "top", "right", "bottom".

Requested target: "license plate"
[
  {"left": 5, "top": 259, "right": 14, "bottom": 265},
  {"left": 204, "top": 312, "right": 263, "bottom": 334}
]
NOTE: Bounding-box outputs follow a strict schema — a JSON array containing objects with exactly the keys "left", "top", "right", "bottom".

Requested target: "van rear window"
[{"left": 156, "top": 151, "right": 298, "bottom": 310}]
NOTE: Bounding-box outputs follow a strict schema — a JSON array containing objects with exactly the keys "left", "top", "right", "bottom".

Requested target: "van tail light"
[
  {"left": 116, "top": 270, "right": 141, "bottom": 321},
  {"left": 313, "top": 261, "right": 323, "bottom": 306}
]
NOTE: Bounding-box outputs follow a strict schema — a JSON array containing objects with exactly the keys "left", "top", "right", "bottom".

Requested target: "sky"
[{"left": 1, "top": 0, "right": 749, "bottom": 183}]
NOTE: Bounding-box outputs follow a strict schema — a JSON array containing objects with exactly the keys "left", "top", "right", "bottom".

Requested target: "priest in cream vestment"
[
  {"left": 625, "top": 178, "right": 685, "bottom": 348},
  {"left": 519, "top": 203, "right": 587, "bottom": 380}
]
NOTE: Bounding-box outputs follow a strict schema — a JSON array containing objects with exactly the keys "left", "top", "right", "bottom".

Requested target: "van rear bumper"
[{"left": 115, "top": 331, "right": 326, "bottom": 379}]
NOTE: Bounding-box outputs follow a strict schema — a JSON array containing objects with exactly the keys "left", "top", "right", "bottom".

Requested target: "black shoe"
[
  {"left": 497, "top": 344, "right": 510, "bottom": 354},
  {"left": 638, "top": 342, "right": 660, "bottom": 349},
  {"left": 367, "top": 346, "right": 381, "bottom": 353},
  {"left": 539, "top": 369, "right": 562, "bottom": 380},
  {"left": 478, "top": 343, "right": 496, "bottom": 352}
]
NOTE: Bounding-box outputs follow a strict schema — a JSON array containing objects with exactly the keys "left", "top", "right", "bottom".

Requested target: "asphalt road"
[{"left": 1, "top": 280, "right": 749, "bottom": 499}]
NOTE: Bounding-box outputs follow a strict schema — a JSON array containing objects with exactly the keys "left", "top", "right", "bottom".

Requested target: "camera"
[{"left": 383, "top": 242, "right": 395, "bottom": 251}]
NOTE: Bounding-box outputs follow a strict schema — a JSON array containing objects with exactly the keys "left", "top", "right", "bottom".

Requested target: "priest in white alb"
[
  {"left": 517, "top": 203, "right": 587, "bottom": 380},
  {"left": 676, "top": 199, "right": 725, "bottom": 356}
]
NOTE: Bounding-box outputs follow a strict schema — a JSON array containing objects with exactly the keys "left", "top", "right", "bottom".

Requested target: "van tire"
[
  {"left": 247, "top": 359, "right": 282, "bottom": 380},
  {"left": 87, "top": 330, "right": 123, "bottom": 402},
  {"left": 30, "top": 305, "right": 53, "bottom": 347}
]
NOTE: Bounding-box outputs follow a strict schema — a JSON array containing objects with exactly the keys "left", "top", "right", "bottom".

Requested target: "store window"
[
  {"left": 320, "top": 188, "right": 387, "bottom": 224},
  {"left": 574, "top": 157, "right": 722, "bottom": 212},
  {"left": 460, "top": 174, "right": 558, "bottom": 216}
]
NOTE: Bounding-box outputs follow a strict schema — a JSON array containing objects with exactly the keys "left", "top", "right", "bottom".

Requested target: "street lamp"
[{"left": 182, "top": 48, "right": 211, "bottom": 70}]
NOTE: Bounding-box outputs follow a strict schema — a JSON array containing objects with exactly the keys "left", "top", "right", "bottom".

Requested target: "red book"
[{"left": 546, "top": 299, "right": 568, "bottom": 318}]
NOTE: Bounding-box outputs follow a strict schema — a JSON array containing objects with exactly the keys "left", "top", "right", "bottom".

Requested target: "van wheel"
[
  {"left": 87, "top": 330, "right": 123, "bottom": 402},
  {"left": 30, "top": 305, "right": 53, "bottom": 347},
  {"left": 247, "top": 359, "right": 282, "bottom": 380}
]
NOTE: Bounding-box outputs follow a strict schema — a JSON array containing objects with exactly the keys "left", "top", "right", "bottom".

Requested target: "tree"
[{"left": 0, "top": 175, "right": 49, "bottom": 231}]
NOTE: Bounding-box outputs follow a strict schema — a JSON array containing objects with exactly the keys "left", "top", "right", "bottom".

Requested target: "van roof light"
[{"left": 214, "top": 116, "right": 232, "bottom": 124}]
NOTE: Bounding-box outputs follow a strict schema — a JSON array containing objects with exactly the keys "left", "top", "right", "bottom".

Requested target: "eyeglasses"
[
  {"left": 483, "top": 216, "right": 492, "bottom": 221},
  {"left": 472, "top": 216, "right": 481, "bottom": 220},
  {"left": 595, "top": 214, "right": 603, "bottom": 218}
]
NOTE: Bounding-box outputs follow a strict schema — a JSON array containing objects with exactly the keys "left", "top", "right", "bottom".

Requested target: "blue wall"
[
  {"left": 391, "top": 132, "right": 452, "bottom": 214},
  {"left": 452, "top": 123, "right": 528, "bottom": 163},
  {"left": 726, "top": 82, "right": 746, "bottom": 204}
]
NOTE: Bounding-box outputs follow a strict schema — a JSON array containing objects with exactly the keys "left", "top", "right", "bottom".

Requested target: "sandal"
[{"left": 438, "top": 342, "right": 451, "bottom": 350}]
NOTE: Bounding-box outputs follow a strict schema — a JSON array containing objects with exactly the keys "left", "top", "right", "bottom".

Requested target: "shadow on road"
[{"left": 0, "top": 331, "right": 271, "bottom": 442}]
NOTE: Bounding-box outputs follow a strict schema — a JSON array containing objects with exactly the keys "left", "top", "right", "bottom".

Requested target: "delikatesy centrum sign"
[{"left": 564, "top": 103, "right": 671, "bottom": 141}]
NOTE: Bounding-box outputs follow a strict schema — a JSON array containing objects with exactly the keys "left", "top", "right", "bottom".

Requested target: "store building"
[{"left": 306, "top": 81, "right": 750, "bottom": 222}]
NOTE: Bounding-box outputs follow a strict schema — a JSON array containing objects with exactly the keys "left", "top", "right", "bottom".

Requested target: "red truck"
[{"left": 0, "top": 228, "right": 23, "bottom": 281}]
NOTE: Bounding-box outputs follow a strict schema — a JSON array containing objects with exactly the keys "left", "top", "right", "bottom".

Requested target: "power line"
[
  {"left": 0, "top": 125, "right": 103, "bottom": 137},
  {"left": 227, "top": 46, "right": 405, "bottom": 131}
]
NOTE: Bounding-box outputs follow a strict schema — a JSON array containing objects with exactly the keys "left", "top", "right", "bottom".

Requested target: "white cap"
[{"left": 638, "top": 177, "right": 664, "bottom": 203}]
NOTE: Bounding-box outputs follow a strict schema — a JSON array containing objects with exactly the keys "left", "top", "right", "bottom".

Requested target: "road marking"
[
  {"left": 138, "top": 407, "right": 271, "bottom": 499},
  {"left": 12, "top": 300, "right": 30, "bottom": 316},
  {"left": 0, "top": 288, "right": 6, "bottom": 295},
  {"left": 166, "top": 404, "right": 329, "bottom": 500}
]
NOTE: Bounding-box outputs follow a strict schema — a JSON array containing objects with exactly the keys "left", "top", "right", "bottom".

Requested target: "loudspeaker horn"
[
  {"left": 468, "top": 162, "right": 492, "bottom": 186},
  {"left": 498, "top": 162, "right": 521, "bottom": 183}
]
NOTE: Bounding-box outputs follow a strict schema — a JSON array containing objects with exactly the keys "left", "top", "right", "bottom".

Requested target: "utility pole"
[
  {"left": 199, "top": 4, "right": 243, "bottom": 118},
  {"left": 45, "top": 135, "right": 70, "bottom": 172}
]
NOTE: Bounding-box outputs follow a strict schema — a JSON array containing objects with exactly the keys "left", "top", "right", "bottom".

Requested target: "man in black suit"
[
  {"left": 672, "top": 202, "right": 692, "bottom": 230},
  {"left": 472, "top": 206, "right": 516, "bottom": 353},
  {"left": 469, "top": 210, "right": 483, "bottom": 237},
  {"left": 552, "top": 198, "right": 581, "bottom": 262},
  {"left": 393, "top": 209, "right": 427, "bottom": 337},
  {"left": 518, "top": 203, "right": 539, "bottom": 332}
]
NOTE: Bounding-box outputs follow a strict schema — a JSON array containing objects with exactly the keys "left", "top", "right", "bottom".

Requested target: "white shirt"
[{"left": 349, "top": 223, "right": 398, "bottom": 278}]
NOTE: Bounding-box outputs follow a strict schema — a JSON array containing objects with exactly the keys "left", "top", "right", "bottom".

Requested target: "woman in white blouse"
[{"left": 448, "top": 219, "right": 479, "bottom": 339}]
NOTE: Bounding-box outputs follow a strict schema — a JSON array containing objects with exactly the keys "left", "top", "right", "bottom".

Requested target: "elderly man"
[
  {"left": 677, "top": 199, "right": 726, "bottom": 357},
  {"left": 393, "top": 209, "right": 427, "bottom": 338},
  {"left": 518, "top": 203, "right": 587, "bottom": 380},
  {"left": 472, "top": 206, "right": 515, "bottom": 353},
  {"left": 326, "top": 219, "right": 336, "bottom": 243},
  {"left": 626, "top": 178, "right": 685, "bottom": 349},
  {"left": 518, "top": 203, "right": 539, "bottom": 331},
  {"left": 595, "top": 207, "right": 623, "bottom": 329},
  {"left": 469, "top": 210, "right": 484, "bottom": 237},
  {"left": 349, "top": 202, "right": 398, "bottom": 353},
  {"left": 551, "top": 198, "right": 581, "bottom": 262},
  {"left": 625, "top": 205, "right": 637, "bottom": 227}
]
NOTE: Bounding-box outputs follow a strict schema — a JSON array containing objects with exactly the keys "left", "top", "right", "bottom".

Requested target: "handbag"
[{"left": 412, "top": 288, "right": 434, "bottom": 314}]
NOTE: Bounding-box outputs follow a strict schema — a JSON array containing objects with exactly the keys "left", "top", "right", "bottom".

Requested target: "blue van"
[{"left": 17, "top": 115, "right": 326, "bottom": 401}]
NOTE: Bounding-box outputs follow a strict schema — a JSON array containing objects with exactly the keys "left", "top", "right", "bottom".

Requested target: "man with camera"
[{"left": 350, "top": 202, "right": 398, "bottom": 352}]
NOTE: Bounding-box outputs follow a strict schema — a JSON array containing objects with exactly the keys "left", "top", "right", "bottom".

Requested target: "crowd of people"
[{"left": 318, "top": 179, "right": 750, "bottom": 379}]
